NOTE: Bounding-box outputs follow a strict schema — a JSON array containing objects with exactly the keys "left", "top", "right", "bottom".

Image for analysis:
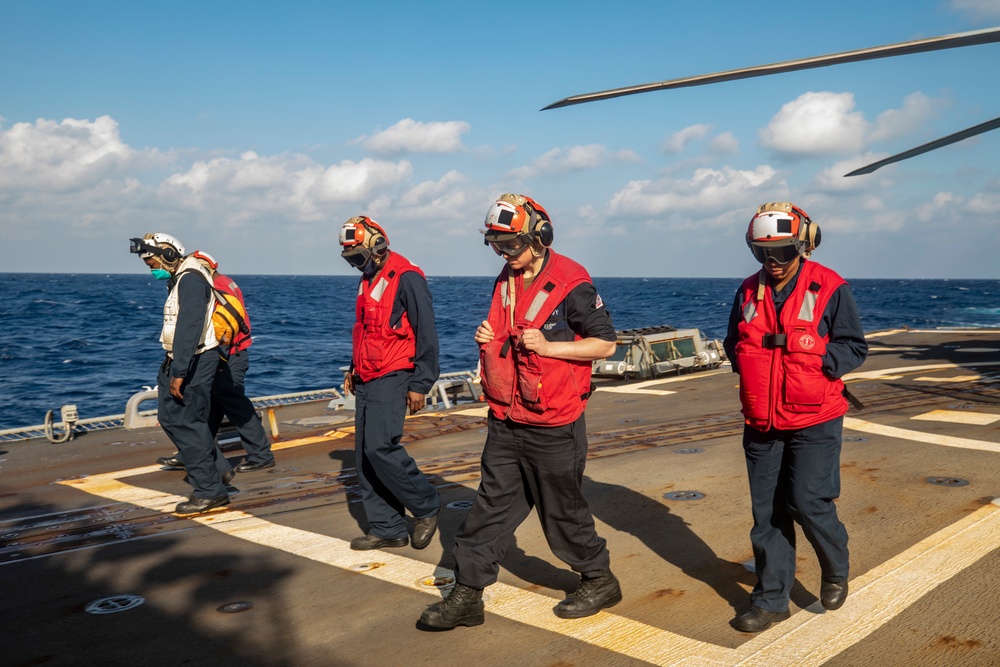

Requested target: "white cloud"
[
  {"left": 664, "top": 124, "right": 711, "bottom": 153},
  {"left": 607, "top": 165, "right": 784, "bottom": 219},
  {"left": 869, "top": 92, "right": 944, "bottom": 144},
  {"left": 160, "top": 152, "right": 413, "bottom": 222},
  {"left": 759, "top": 91, "right": 942, "bottom": 158},
  {"left": 708, "top": 132, "right": 740, "bottom": 154},
  {"left": 949, "top": 0, "right": 1000, "bottom": 19},
  {"left": 358, "top": 118, "right": 470, "bottom": 154},
  {"left": 759, "top": 92, "right": 869, "bottom": 156},
  {"left": 0, "top": 115, "right": 164, "bottom": 192},
  {"left": 508, "top": 144, "right": 640, "bottom": 179},
  {"left": 810, "top": 153, "right": 892, "bottom": 192}
]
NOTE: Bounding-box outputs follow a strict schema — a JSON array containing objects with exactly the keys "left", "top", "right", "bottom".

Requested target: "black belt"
[{"left": 762, "top": 333, "right": 787, "bottom": 349}]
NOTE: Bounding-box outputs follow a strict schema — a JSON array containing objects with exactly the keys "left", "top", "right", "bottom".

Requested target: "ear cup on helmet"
[
  {"left": 536, "top": 220, "right": 554, "bottom": 247},
  {"left": 371, "top": 233, "right": 388, "bottom": 256}
]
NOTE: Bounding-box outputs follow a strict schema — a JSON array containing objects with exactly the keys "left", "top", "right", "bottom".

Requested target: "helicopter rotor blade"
[
  {"left": 542, "top": 26, "right": 1000, "bottom": 110},
  {"left": 844, "top": 115, "right": 1000, "bottom": 176}
]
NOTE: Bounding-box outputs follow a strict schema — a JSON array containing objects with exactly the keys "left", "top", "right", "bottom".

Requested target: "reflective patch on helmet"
[{"left": 485, "top": 201, "right": 521, "bottom": 233}]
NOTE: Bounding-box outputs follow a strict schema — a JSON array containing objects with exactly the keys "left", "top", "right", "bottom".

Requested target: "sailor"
[
  {"left": 419, "top": 194, "right": 620, "bottom": 630},
  {"left": 339, "top": 216, "right": 442, "bottom": 551},
  {"left": 723, "top": 202, "right": 868, "bottom": 632},
  {"left": 130, "top": 233, "right": 234, "bottom": 515},
  {"left": 154, "top": 251, "right": 275, "bottom": 473}
]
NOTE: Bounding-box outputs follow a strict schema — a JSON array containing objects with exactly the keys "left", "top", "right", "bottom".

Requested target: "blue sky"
[{"left": 1, "top": 0, "right": 999, "bottom": 278}]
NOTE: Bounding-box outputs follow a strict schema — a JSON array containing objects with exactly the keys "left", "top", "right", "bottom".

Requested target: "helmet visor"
[{"left": 751, "top": 243, "right": 799, "bottom": 265}]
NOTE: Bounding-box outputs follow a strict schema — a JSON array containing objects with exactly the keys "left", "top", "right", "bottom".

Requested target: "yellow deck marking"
[
  {"left": 912, "top": 409, "right": 1000, "bottom": 426},
  {"left": 913, "top": 374, "right": 981, "bottom": 383},
  {"left": 845, "top": 417, "right": 1000, "bottom": 453},
  {"left": 55, "top": 461, "right": 1000, "bottom": 667},
  {"left": 451, "top": 406, "right": 489, "bottom": 418}
]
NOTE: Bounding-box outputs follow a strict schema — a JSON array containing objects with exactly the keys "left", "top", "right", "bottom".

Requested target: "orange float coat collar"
[
  {"left": 479, "top": 250, "right": 594, "bottom": 427},
  {"left": 733, "top": 260, "right": 849, "bottom": 431}
]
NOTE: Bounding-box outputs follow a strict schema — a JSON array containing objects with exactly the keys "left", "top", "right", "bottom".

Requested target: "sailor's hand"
[
  {"left": 407, "top": 390, "right": 425, "bottom": 415},
  {"left": 169, "top": 377, "right": 184, "bottom": 400},
  {"left": 519, "top": 328, "right": 551, "bottom": 356},
  {"left": 344, "top": 373, "right": 354, "bottom": 396},
  {"left": 474, "top": 320, "right": 494, "bottom": 344}
]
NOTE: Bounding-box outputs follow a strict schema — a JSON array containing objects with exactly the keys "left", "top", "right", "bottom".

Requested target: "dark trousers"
[
  {"left": 354, "top": 371, "right": 440, "bottom": 538},
  {"left": 452, "top": 413, "right": 611, "bottom": 590},
  {"left": 209, "top": 349, "right": 272, "bottom": 464},
  {"left": 158, "top": 352, "right": 230, "bottom": 499},
  {"left": 743, "top": 416, "right": 849, "bottom": 612}
]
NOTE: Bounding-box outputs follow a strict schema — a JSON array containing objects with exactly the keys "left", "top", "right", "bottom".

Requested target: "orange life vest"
[
  {"left": 733, "top": 260, "right": 849, "bottom": 431},
  {"left": 479, "top": 250, "right": 594, "bottom": 427},
  {"left": 212, "top": 272, "right": 253, "bottom": 355},
  {"left": 352, "top": 252, "right": 422, "bottom": 382}
]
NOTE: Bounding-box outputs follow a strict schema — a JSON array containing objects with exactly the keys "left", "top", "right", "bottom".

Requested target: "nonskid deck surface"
[{"left": 1, "top": 329, "right": 999, "bottom": 666}]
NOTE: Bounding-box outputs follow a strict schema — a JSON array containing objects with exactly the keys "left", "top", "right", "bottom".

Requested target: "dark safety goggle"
[
  {"left": 751, "top": 243, "right": 799, "bottom": 265},
  {"left": 129, "top": 237, "right": 154, "bottom": 255},
  {"left": 341, "top": 247, "right": 372, "bottom": 268},
  {"left": 486, "top": 234, "right": 533, "bottom": 258},
  {"left": 129, "top": 238, "right": 178, "bottom": 262}
]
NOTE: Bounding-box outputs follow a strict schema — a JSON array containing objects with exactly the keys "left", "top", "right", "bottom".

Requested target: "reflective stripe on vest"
[
  {"left": 798, "top": 289, "right": 819, "bottom": 322},
  {"left": 370, "top": 276, "right": 390, "bottom": 302},
  {"left": 743, "top": 300, "right": 757, "bottom": 323},
  {"left": 524, "top": 288, "right": 553, "bottom": 322}
]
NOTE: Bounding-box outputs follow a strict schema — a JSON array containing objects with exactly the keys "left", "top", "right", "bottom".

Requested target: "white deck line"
[
  {"left": 53, "top": 447, "right": 1000, "bottom": 667},
  {"left": 843, "top": 360, "right": 1000, "bottom": 382},
  {"left": 845, "top": 417, "right": 1000, "bottom": 454},
  {"left": 912, "top": 409, "right": 1000, "bottom": 426},
  {"left": 598, "top": 369, "right": 729, "bottom": 395}
]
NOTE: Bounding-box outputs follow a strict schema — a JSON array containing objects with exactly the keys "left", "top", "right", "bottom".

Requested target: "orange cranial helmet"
[
  {"left": 483, "top": 194, "right": 554, "bottom": 255},
  {"left": 339, "top": 216, "right": 389, "bottom": 270},
  {"left": 745, "top": 202, "right": 821, "bottom": 264}
]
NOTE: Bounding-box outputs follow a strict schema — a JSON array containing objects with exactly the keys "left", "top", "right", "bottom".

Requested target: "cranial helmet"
[
  {"left": 339, "top": 216, "right": 389, "bottom": 270},
  {"left": 745, "top": 202, "right": 821, "bottom": 264},
  {"left": 483, "top": 193, "right": 553, "bottom": 249},
  {"left": 130, "top": 232, "right": 186, "bottom": 266}
]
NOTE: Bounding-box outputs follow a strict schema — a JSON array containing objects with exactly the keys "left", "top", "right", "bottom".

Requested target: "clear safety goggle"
[
  {"left": 486, "top": 234, "right": 533, "bottom": 258},
  {"left": 751, "top": 243, "right": 800, "bottom": 265}
]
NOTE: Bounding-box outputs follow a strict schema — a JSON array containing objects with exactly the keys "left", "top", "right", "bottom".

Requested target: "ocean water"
[{"left": 2, "top": 273, "right": 999, "bottom": 430}]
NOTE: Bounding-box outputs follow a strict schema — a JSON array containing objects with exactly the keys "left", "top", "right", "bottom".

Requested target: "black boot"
[
  {"left": 554, "top": 572, "right": 622, "bottom": 619},
  {"left": 419, "top": 584, "right": 484, "bottom": 629}
]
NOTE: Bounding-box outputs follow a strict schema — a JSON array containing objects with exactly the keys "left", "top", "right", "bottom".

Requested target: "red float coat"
[
  {"left": 352, "top": 252, "right": 422, "bottom": 383},
  {"left": 479, "top": 251, "right": 594, "bottom": 427},
  {"left": 733, "top": 260, "right": 849, "bottom": 431}
]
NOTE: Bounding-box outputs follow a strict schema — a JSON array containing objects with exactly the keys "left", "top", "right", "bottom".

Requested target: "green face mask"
[{"left": 150, "top": 268, "right": 171, "bottom": 280}]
